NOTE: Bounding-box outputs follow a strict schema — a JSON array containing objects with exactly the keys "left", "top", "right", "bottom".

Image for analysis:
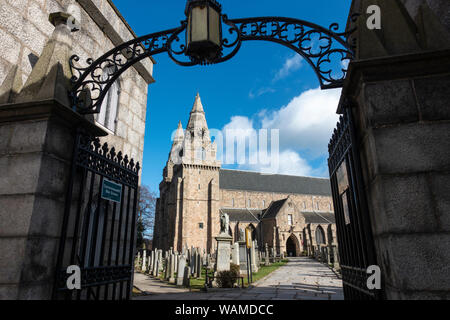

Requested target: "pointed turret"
[
  {"left": 192, "top": 92, "right": 204, "bottom": 113},
  {"left": 173, "top": 121, "right": 185, "bottom": 143},
  {"left": 186, "top": 93, "right": 208, "bottom": 133},
  {"left": 181, "top": 93, "right": 220, "bottom": 166},
  {"left": 169, "top": 121, "right": 185, "bottom": 162}
]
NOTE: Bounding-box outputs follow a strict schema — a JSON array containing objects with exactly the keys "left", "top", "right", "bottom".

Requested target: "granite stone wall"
[
  {"left": 0, "top": 0, "right": 154, "bottom": 167},
  {"left": 344, "top": 0, "right": 450, "bottom": 299}
]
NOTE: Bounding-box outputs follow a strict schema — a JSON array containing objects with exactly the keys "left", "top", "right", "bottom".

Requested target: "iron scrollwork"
[
  {"left": 220, "top": 16, "right": 357, "bottom": 89},
  {"left": 70, "top": 23, "right": 190, "bottom": 114},
  {"left": 70, "top": 15, "right": 357, "bottom": 114}
]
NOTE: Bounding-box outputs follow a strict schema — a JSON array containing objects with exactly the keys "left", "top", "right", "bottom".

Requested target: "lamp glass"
[
  {"left": 190, "top": 5, "right": 208, "bottom": 42},
  {"left": 208, "top": 7, "right": 221, "bottom": 46}
]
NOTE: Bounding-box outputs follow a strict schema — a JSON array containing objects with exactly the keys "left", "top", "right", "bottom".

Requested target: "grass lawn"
[{"left": 189, "top": 260, "right": 289, "bottom": 290}]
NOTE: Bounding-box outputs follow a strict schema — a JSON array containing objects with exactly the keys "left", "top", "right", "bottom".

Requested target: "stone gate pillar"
[
  {"left": 0, "top": 13, "right": 106, "bottom": 300},
  {"left": 342, "top": 0, "right": 450, "bottom": 299}
]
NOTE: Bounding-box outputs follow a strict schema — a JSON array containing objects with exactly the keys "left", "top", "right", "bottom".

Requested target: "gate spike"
[
  {"left": 110, "top": 147, "right": 116, "bottom": 160},
  {"left": 93, "top": 138, "right": 101, "bottom": 152},
  {"left": 102, "top": 142, "right": 109, "bottom": 156}
]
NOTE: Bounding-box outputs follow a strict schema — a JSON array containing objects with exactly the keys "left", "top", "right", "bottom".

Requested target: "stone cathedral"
[{"left": 153, "top": 94, "right": 338, "bottom": 256}]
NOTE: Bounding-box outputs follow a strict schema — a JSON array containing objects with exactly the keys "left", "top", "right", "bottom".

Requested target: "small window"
[
  {"left": 198, "top": 184, "right": 201, "bottom": 190},
  {"left": 303, "top": 201, "right": 307, "bottom": 209},
  {"left": 199, "top": 223, "right": 204, "bottom": 229},
  {"left": 248, "top": 199, "right": 251, "bottom": 208},
  {"left": 232, "top": 198, "right": 235, "bottom": 207},
  {"left": 288, "top": 214, "right": 293, "bottom": 226},
  {"left": 262, "top": 200, "right": 266, "bottom": 208}
]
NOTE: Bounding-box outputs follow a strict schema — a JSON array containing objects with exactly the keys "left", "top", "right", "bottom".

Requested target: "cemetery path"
[
  {"left": 133, "top": 272, "right": 190, "bottom": 295},
  {"left": 134, "top": 257, "right": 344, "bottom": 300}
]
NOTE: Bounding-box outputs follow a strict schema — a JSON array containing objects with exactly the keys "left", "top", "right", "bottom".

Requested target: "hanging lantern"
[{"left": 185, "top": 0, "right": 223, "bottom": 63}]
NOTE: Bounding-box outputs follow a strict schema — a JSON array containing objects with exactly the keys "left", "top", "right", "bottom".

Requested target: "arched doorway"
[{"left": 286, "top": 234, "right": 300, "bottom": 257}]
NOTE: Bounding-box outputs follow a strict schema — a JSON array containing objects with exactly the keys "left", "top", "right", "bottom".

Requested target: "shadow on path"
[{"left": 134, "top": 257, "right": 344, "bottom": 300}]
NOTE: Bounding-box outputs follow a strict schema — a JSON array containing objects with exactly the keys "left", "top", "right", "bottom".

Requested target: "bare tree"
[{"left": 136, "top": 185, "right": 157, "bottom": 249}]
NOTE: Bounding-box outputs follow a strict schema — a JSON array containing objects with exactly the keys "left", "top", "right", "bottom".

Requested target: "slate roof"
[
  {"left": 301, "top": 212, "right": 336, "bottom": 224},
  {"left": 261, "top": 199, "right": 288, "bottom": 219},
  {"left": 219, "top": 169, "right": 331, "bottom": 196},
  {"left": 261, "top": 199, "right": 335, "bottom": 224},
  {"left": 220, "top": 208, "right": 262, "bottom": 222}
]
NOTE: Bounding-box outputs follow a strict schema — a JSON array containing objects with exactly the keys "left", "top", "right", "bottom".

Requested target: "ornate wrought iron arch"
[{"left": 70, "top": 15, "right": 356, "bottom": 114}]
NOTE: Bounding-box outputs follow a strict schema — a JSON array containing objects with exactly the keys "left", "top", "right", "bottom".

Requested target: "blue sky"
[{"left": 113, "top": 0, "right": 352, "bottom": 195}]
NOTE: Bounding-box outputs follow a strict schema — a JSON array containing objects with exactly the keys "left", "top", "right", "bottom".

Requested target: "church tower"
[
  {"left": 179, "top": 93, "right": 221, "bottom": 253},
  {"left": 154, "top": 93, "right": 221, "bottom": 253}
]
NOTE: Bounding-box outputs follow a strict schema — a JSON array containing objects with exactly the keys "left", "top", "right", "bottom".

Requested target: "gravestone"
[
  {"left": 183, "top": 266, "right": 191, "bottom": 287},
  {"left": 154, "top": 259, "right": 160, "bottom": 278},
  {"left": 142, "top": 250, "right": 147, "bottom": 272},
  {"left": 238, "top": 241, "right": 248, "bottom": 274},
  {"left": 149, "top": 251, "right": 154, "bottom": 273},
  {"left": 176, "top": 255, "right": 187, "bottom": 286},
  {"left": 190, "top": 249, "right": 196, "bottom": 276},
  {"left": 196, "top": 253, "right": 202, "bottom": 278},
  {"left": 265, "top": 244, "right": 270, "bottom": 266},
  {"left": 231, "top": 243, "right": 240, "bottom": 266},
  {"left": 164, "top": 255, "right": 171, "bottom": 281},
  {"left": 215, "top": 235, "right": 233, "bottom": 273},
  {"left": 169, "top": 253, "right": 176, "bottom": 283},
  {"left": 250, "top": 241, "right": 258, "bottom": 273},
  {"left": 174, "top": 252, "right": 178, "bottom": 273},
  {"left": 158, "top": 250, "right": 163, "bottom": 272}
]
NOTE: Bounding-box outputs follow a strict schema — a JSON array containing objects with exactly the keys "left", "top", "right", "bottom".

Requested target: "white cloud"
[
  {"left": 261, "top": 87, "right": 341, "bottom": 157},
  {"left": 220, "top": 87, "right": 341, "bottom": 178},
  {"left": 223, "top": 116, "right": 254, "bottom": 133},
  {"left": 245, "top": 149, "right": 312, "bottom": 176},
  {"left": 221, "top": 116, "right": 257, "bottom": 165},
  {"left": 249, "top": 87, "right": 275, "bottom": 99},
  {"left": 274, "top": 55, "right": 302, "bottom": 81}
]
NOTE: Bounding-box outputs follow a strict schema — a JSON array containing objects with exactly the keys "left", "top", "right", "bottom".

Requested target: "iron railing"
[
  {"left": 328, "top": 105, "right": 381, "bottom": 300},
  {"left": 53, "top": 132, "right": 140, "bottom": 300}
]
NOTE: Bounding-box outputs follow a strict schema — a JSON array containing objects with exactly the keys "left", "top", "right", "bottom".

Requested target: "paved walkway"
[
  {"left": 133, "top": 272, "right": 190, "bottom": 294},
  {"left": 134, "top": 257, "right": 344, "bottom": 300}
]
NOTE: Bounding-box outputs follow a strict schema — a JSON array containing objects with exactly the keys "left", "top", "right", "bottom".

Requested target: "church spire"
[
  {"left": 191, "top": 92, "right": 204, "bottom": 113},
  {"left": 186, "top": 92, "right": 208, "bottom": 132}
]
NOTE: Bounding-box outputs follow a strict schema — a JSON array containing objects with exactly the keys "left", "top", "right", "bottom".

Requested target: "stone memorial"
[
  {"left": 214, "top": 213, "right": 233, "bottom": 273},
  {"left": 231, "top": 243, "right": 240, "bottom": 266},
  {"left": 176, "top": 255, "right": 187, "bottom": 286},
  {"left": 238, "top": 241, "right": 248, "bottom": 274},
  {"left": 183, "top": 266, "right": 191, "bottom": 287}
]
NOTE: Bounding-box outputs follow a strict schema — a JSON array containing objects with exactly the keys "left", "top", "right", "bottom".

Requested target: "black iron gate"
[
  {"left": 53, "top": 132, "right": 140, "bottom": 300},
  {"left": 328, "top": 105, "right": 381, "bottom": 300}
]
